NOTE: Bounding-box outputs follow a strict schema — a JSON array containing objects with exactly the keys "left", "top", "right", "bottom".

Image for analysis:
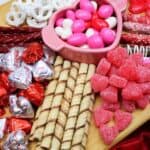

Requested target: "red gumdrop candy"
[
  {"left": 140, "top": 82, "right": 150, "bottom": 94},
  {"left": 0, "top": 108, "right": 5, "bottom": 116},
  {"left": 91, "top": 74, "right": 109, "bottom": 92},
  {"left": 109, "top": 74, "right": 128, "bottom": 88},
  {"left": 136, "top": 96, "right": 149, "bottom": 109},
  {"left": 122, "top": 100, "right": 136, "bottom": 113},
  {"left": 101, "top": 86, "right": 118, "bottom": 103},
  {"left": 93, "top": 107, "right": 113, "bottom": 127},
  {"left": 107, "top": 47, "right": 128, "bottom": 67},
  {"left": 129, "top": 53, "right": 143, "bottom": 65},
  {"left": 102, "top": 101, "right": 120, "bottom": 112},
  {"left": 108, "top": 66, "right": 118, "bottom": 76},
  {"left": 118, "top": 59, "right": 139, "bottom": 81},
  {"left": 8, "top": 118, "right": 32, "bottom": 133},
  {"left": 92, "top": 18, "right": 108, "bottom": 31},
  {"left": 99, "top": 125, "right": 119, "bottom": 144},
  {"left": 96, "top": 58, "right": 111, "bottom": 75},
  {"left": 114, "top": 110, "right": 132, "bottom": 131},
  {"left": 122, "top": 82, "right": 143, "bottom": 101}
]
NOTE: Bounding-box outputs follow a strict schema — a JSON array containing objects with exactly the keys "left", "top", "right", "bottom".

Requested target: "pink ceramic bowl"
[{"left": 42, "top": 0, "right": 127, "bottom": 64}]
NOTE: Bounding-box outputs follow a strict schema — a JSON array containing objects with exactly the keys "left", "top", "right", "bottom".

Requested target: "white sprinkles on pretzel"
[{"left": 6, "top": 0, "right": 75, "bottom": 28}]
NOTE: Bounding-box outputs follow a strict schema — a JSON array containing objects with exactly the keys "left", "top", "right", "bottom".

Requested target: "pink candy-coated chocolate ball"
[
  {"left": 76, "top": 9, "right": 92, "bottom": 21},
  {"left": 88, "top": 34, "right": 104, "bottom": 48},
  {"left": 67, "top": 33, "right": 87, "bottom": 46},
  {"left": 80, "top": 0, "right": 94, "bottom": 12},
  {"left": 72, "top": 19, "right": 86, "bottom": 33},
  {"left": 100, "top": 28, "right": 116, "bottom": 45},
  {"left": 66, "top": 10, "right": 76, "bottom": 21},
  {"left": 56, "top": 18, "right": 64, "bottom": 26},
  {"left": 98, "top": 4, "right": 114, "bottom": 19}
]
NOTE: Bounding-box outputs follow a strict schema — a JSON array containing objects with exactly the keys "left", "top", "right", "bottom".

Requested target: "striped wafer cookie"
[
  {"left": 71, "top": 64, "right": 96, "bottom": 150},
  {"left": 30, "top": 106, "right": 42, "bottom": 140},
  {"left": 29, "top": 56, "right": 64, "bottom": 141},
  {"left": 61, "top": 63, "right": 89, "bottom": 150},
  {"left": 41, "top": 61, "right": 71, "bottom": 149},
  {"left": 50, "top": 62, "right": 80, "bottom": 150}
]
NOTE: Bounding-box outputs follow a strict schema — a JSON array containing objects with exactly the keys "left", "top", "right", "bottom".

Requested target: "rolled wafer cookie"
[
  {"left": 71, "top": 64, "right": 96, "bottom": 150},
  {"left": 29, "top": 106, "right": 42, "bottom": 140},
  {"left": 50, "top": 62, "right": 80, "bottom": 150},
  {"left": 41, "top": 60, "right": 71, "bottom": 149},
  {"left": 61, "top": 63, "right": 89, "bottom": 150},
  {"left": 30, "top": 56, "right": 64, "bottom": 141}
]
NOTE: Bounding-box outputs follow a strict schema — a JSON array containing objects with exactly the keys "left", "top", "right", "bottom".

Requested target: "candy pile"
[
  {"left": 91, "top": 47, "right": 150, "bottom": 144},
  {"left": 0, "top": 42, "right": 54, "bottom": 148},
  {"left": 6, "top": 0, "right": 75, "bottom": 28},
  {"left": 55, "top": 0, "right": 117, "bottom": 48}
]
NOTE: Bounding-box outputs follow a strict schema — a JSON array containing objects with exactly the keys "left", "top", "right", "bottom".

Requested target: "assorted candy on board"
[
  {"left": 0, "top": 0, "right": 149, "bottom": 149},
  {"left": 55, "top": 0, "right": 117, "bottom": 48}
]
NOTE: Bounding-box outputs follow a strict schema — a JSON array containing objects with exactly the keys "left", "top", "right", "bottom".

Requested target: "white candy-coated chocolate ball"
[
  {"left": 91, "top": 1, "right": 97, "bottom": 10},
  {"left": 55, "top": 26, "right": 63, "bottom": 36},
  {"left": 105, "top": 17, "right": 117, "bottom": 29},
  {"left": 85, "top": 28, "right": 95, "bottom": 38},
  {"left": 63, "top": 18, "right": 73, "bottom": 28},
  {"left": 61, "top": 28, "right": 72, "bottom": 40}
]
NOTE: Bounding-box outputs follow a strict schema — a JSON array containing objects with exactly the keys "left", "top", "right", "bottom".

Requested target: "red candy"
[
  {"left": 109, "top": 74, "right": 128, "bottom": 88},
  {"left": 122, "top": 100, "right": 136, "bottom": 113},
  {"left": 8, "top": 118, "right": 32, "bottom": 133},
  {"left": 91, "top": 74, "right": 108, "bottom": 92},
  {"left": 140, "top": 82, "right": 150, "bottom": 94},
  {"left": 102, "top": 102, "right": 120, "bottom": 112},
  {"left": 115, "top": 110, "right": 132, "bottom": 131},
  {"left": 99, "top": 125, "right": 119, "bottom": 144},
  {"left": 92, "top": 18, "right": 108, "bottom": 31},
  {"left": 94, "top": 107, "right": 113, "bottom": 127},
  {"left": 0, "top": 108, "right": 5, "bottom": 116},
  {"left": 136, "top": 96, "right": 149, "bottom": 109},
  {"left": 19, "top": 83, "right": 44, "bottom": 106},
  {"left": 101, "top": 86, "right": 118, "bottom": 103},
  {"left": 122, "top": 82, "right": 143, "bottom": 101},
  {"left": 96, "top": 58, "right": 111, "bottom": 75},
  {"left": 107, "top": 47, "right": 128, "bottom": 67},
  {"left": 22, "top": 42, "right": 44, "bottom": 64}
]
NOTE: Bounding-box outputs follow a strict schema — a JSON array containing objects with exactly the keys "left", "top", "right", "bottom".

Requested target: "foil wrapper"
[
  {"left": 9, "top": 66, "right": 32, "bottom": 89},
  {"left": 21, "top": 62, "right": 33, "bottom": 72},
  {"left": 9, "top": 95, "right": 34, "bottom": 119},
  {"left": 3, "top": 130, "right": 28, "bottom": 150},
  {"left": 0, "top": 118, "right": 7, "bottom": 139},
  {"left": 10, "top": 47, "right": 25, "bottom": 58},
  {"left": 32, "top": 60, "right": 54, "bottom": 81},
  {"left": 43, "top": 46, "right": 55, "bottom": 65},
  {"left": 0, "top": 50, "right": 21, "bottom": 72}
]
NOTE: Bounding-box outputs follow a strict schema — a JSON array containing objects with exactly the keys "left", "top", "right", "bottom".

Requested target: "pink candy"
[
  {"left": 88, "top": 34, "right": 104, "bottom": 48},
  {"left": 72, "top": 19, "right": 86, "bottom": 33},
  {"left": 67, "top": 33, "right": 87, "bottom": 46},
  {"left": 55, "top": 0, "right": 117, "bottom": 49},
  {"left": 76, "top": 9, "right": 92, "bottom": 21},
  {"left": 98, "top": 4, "right": 114, "bottom": 19},
  {"left": 100, "top": 28, "right": 116, "bottom": 45},
  {"left": 80, "top": 0, "right": 95, "bottom": 12},
  {"left": 66, "top": 10, "right": 76, "bottom": 21}
]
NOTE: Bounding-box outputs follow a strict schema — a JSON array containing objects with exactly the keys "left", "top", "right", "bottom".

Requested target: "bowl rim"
[{"left": 42, "top": 0, "right": 123, "bottom": 53}]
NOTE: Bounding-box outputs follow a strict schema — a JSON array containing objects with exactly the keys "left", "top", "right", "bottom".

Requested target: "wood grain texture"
[{"left": 0, "top": 1, "right": 150, "bottom": 150}]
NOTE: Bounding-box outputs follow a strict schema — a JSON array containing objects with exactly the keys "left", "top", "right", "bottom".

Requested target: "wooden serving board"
[{"left": 0, "top": 1, "right": 150, "bottom": 150}]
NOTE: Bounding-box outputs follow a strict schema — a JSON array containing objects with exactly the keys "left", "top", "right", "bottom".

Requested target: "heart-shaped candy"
[{"left": 9, "top": 95, "right": 34, "bottom": 119}]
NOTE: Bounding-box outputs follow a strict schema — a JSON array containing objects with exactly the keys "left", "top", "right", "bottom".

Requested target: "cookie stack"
[{"left": 29, "top": 56, "right": 96, "bottom": 150}]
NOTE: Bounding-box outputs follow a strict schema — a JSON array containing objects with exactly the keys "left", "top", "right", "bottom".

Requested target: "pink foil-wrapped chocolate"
[
  {"left": 3, "top": 130, "right": 28, "bottom": 150},
  {"left": 0, "top": 50, "right": 21, "bottom": 72},
  {"left": 8, "top": 66, "right": 32, "bottom": 89},
  {"left": 9, "top": 95, "right": 34, "bottom": 119},
  {"left": 32, "top": 60, "right": 54, "bottom": 81},
  {"left": 0, "top": 118, "right": 7, "bottom": 139}
]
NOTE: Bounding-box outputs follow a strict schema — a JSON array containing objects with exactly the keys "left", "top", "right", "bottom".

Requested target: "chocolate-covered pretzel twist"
[
  {"left": 41, "top": 60, "right": 71, "bottom": 149},
  {"left": 29, "top": 56, "right": 63, "bottom": 141},
  {"left": 50, "top": 62, "right": 80, "bottom": 150},
  {"left": 61, "top": 63, "right": 88, "bottom": 150},
  {"left": 71, "top": 64, "right": 96, "bottom": 150}
]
